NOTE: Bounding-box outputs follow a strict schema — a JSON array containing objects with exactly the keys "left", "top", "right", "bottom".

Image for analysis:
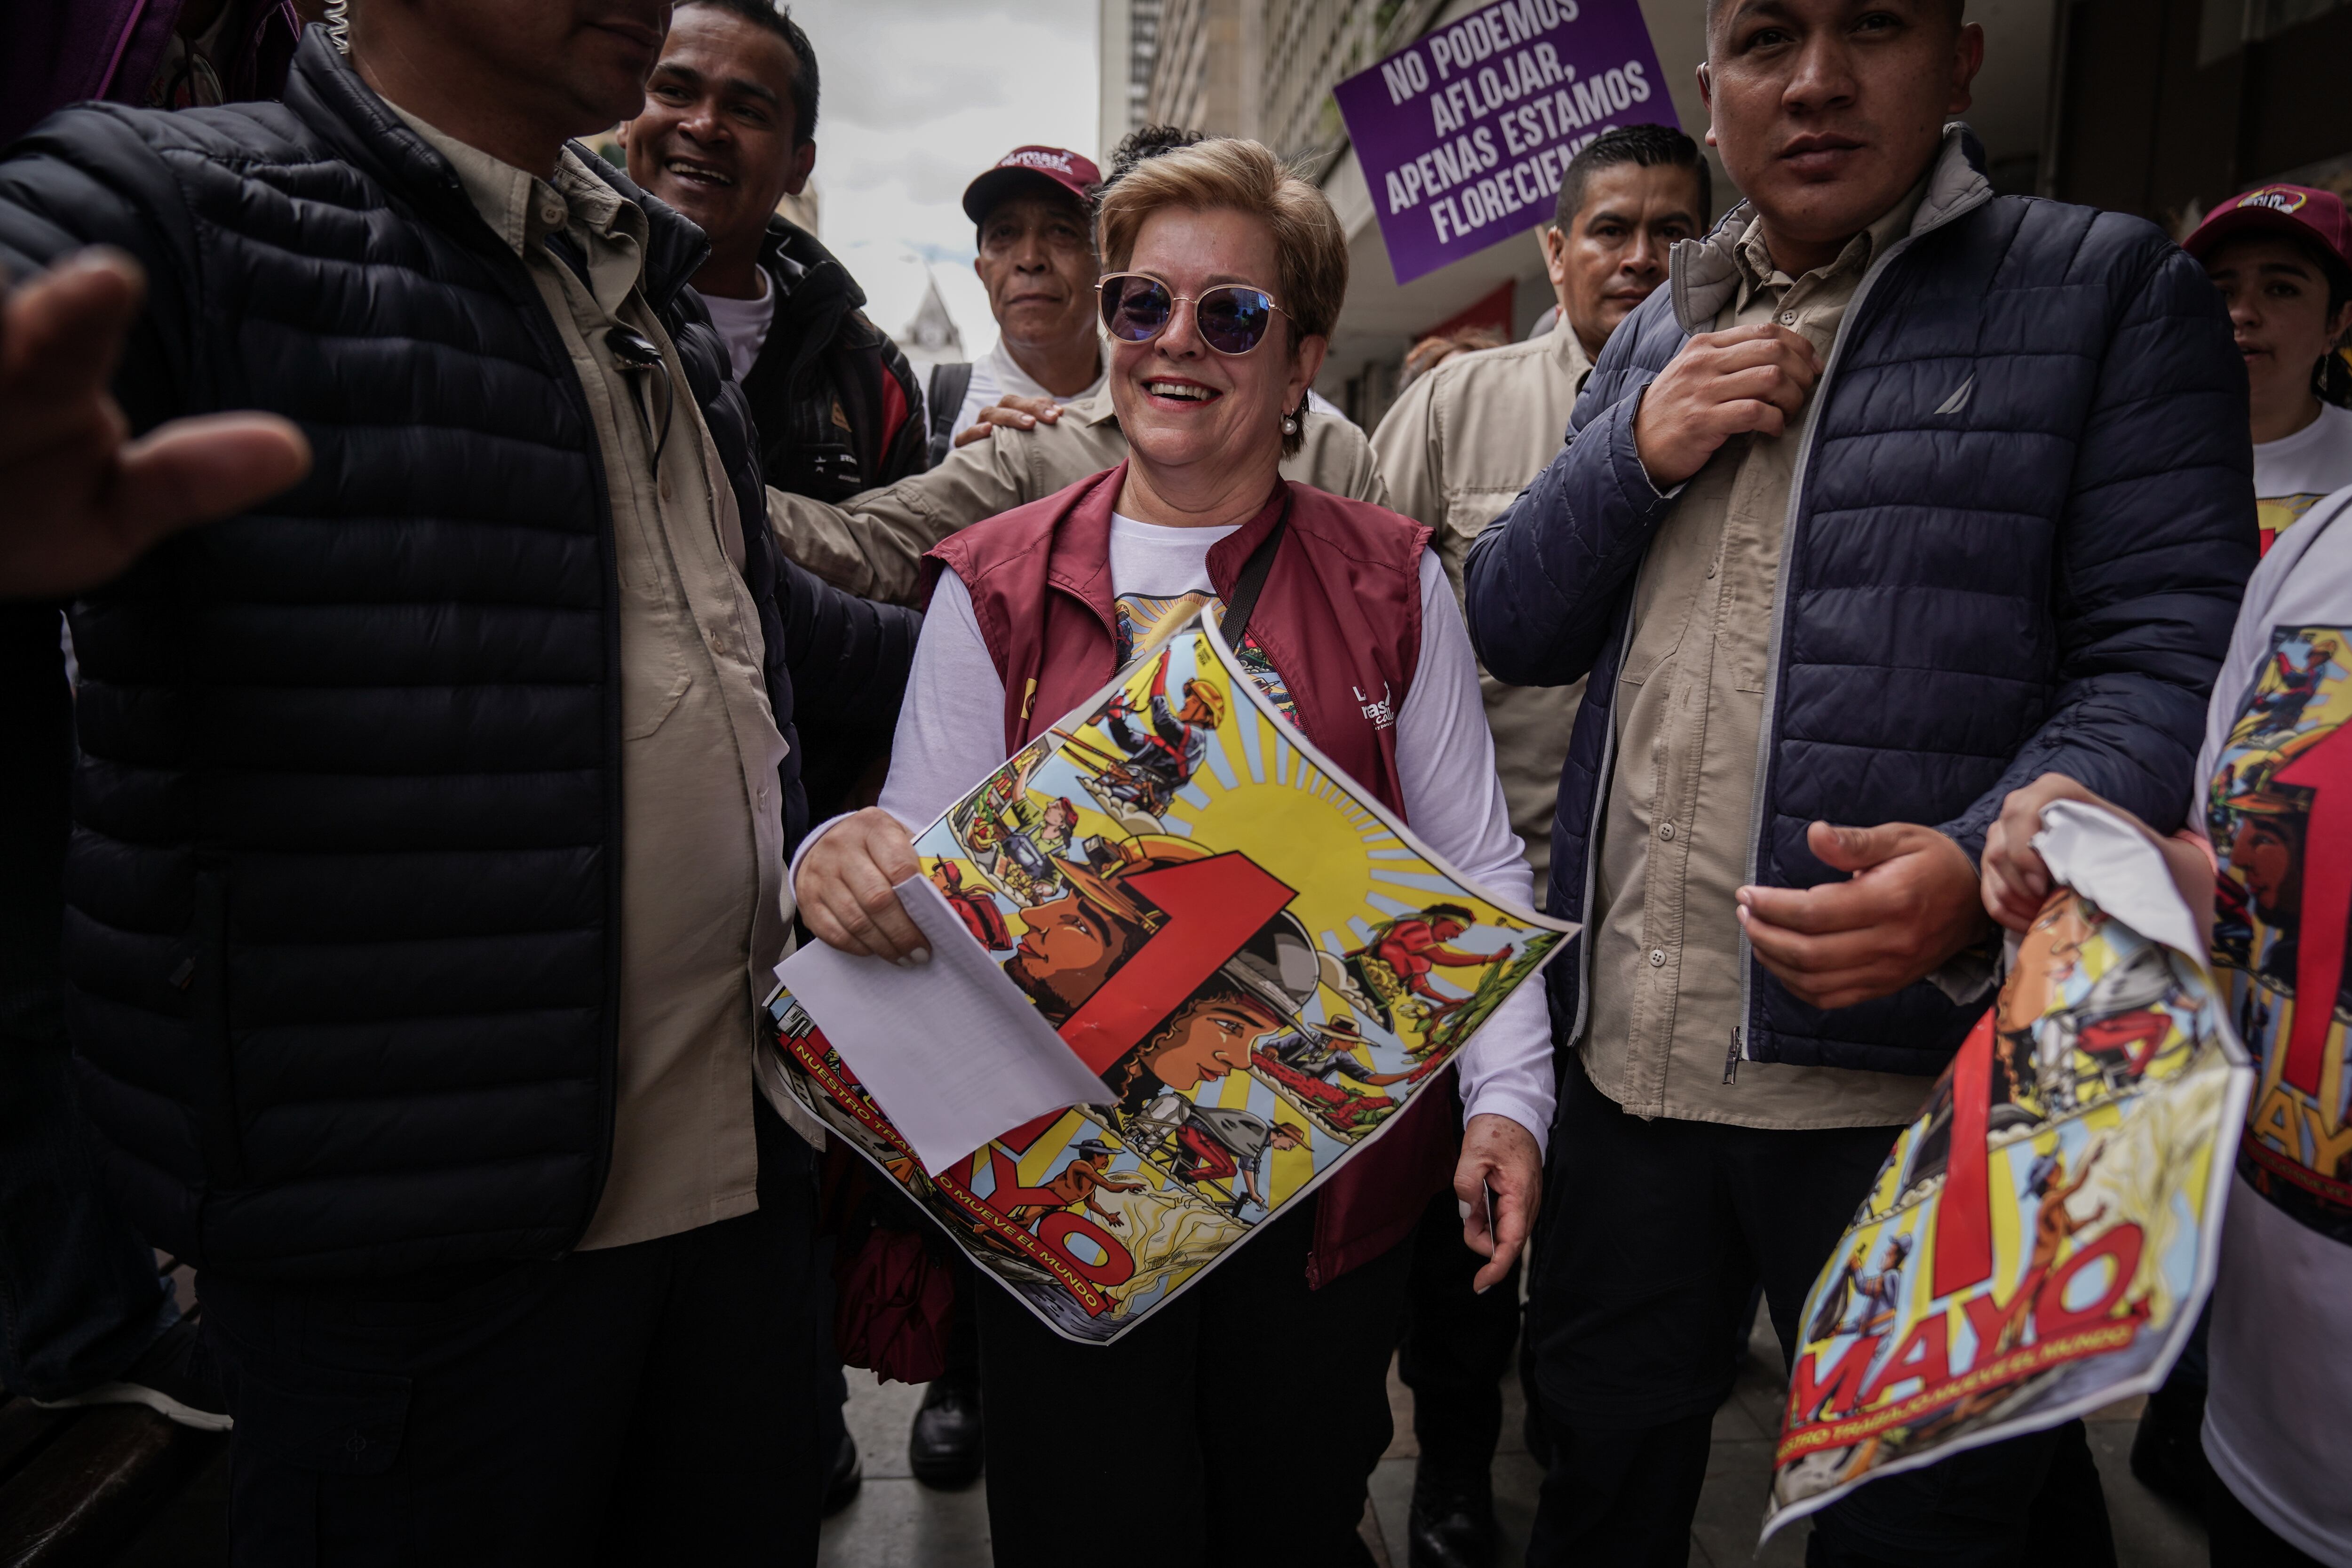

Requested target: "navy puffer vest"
[
  {"left": 1466, "top": 128, "right": 2254, "bottom": 1078},
  {"left": 0, "top": 32, "right": 916, "bottom": 1281}
]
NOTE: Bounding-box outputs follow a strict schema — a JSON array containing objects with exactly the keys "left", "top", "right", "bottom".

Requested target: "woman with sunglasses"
[{"left": 792, "top": 137, "right": 1555, "bottom": 1565}]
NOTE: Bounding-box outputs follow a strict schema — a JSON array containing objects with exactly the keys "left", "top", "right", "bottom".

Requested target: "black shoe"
[
  {"left": 1408, "top": 1478, "right": 1498, "bottom": 1568},
  {"left": 31, "top": 1318, "right": 232, "bottom": 1433},
  {"left": 907, "top": 1373, "right": 984, "bottom": 1488},
  {"left": 821, "top": 1431, "right": 862, "bottom": 1517}
]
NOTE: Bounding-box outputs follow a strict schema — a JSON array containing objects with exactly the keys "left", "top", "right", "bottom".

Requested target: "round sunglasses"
[{"left": 1096, "top": 272, "right": 1289, "bottom": 357}]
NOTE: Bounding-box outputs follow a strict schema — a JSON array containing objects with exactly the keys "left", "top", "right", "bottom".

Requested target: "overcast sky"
[{"left": 787, "top": 0, "right": 1101, "bottom": 354}]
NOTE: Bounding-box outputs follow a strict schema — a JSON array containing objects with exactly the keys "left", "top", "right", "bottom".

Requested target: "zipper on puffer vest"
[{"left": 1732, "top": 171, "right": 1994, "bottom": 1064}]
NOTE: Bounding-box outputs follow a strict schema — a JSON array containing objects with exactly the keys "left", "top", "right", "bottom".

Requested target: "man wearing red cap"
[
  {"left": 2185, "top": 184, "right": 2352, "bottom": 554},
  {"left": 760, "top": 130, "right": 1385, "bottom": 606},
  {"left": 921, "top": 145, "right": 1109, "bottom": 462}
]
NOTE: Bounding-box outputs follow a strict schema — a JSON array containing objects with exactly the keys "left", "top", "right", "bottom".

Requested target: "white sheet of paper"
[
  {"left": 2031, "top": 799, "right": 2204, "bottom": 960},
  {"left": 776, "top": 875, "right": 1113, "bottom": 1176}
]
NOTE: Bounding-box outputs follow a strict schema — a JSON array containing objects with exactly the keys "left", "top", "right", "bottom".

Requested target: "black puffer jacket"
[
  {"left": 742, "top": 217, "right": 928, "bottom": 505},
  {"left": 0, "top": 33, "right": 918, "bottom": 1282}
]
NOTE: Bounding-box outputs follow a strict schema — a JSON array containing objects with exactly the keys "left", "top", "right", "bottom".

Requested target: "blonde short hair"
[{"left": 1096, "top": 137, "right": 1349, "bottom": 353}]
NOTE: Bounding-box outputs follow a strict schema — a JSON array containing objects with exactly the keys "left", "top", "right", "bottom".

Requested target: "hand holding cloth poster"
[
  {"left": 1333, "top": 0, "right": 1671, "bottom": 285},
  {"left": 1764, "top": 803, "right": 2253, "bottom": 1537},
  {"left": 768, "top": 610, "right": 1573, "bottom": 1345}
]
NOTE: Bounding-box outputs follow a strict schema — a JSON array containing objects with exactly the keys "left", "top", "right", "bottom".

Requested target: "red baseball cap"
[
  {"left": 961, "top": 146, "right": 1102, "bottom": 225},
  {"left": 2183, "top": 183, "right": 2352, "bottom": 290}
]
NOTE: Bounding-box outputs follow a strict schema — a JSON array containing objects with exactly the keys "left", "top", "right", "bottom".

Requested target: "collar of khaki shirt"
[
  {"left": 390, "top": 105, "right": 646, "bottom": 281},
  {"left": 1728, "top": 171, "right": 1931, "bottom": 321}
]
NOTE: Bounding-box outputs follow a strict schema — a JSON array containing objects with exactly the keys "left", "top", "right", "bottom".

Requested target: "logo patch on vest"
[{"left": 1355, "top": 683, "right": 1395, "bottom": 730}]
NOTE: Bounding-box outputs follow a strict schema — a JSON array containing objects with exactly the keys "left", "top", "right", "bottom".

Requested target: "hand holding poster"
[
  {"left": 768, "top": 609, "right": 1572, "bottom": 1345},
  {"left": 1333, "top": 0, "right": 1672, "bottom": 284},
  {"left": 1764, "top": 803, "right": 2253, "bottom": 1538}
]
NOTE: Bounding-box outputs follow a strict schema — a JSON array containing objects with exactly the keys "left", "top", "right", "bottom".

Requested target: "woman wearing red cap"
[
  {"left": 2185, "top": 184, "right": 2352, "bottom": 553},
  {"left": 792, "top": 136, "right": 1555, "bottom": 1564}
]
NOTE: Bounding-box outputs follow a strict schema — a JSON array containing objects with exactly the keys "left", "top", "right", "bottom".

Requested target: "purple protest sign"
[{"left": 1334, "top": 0, "right": 1674, "bottom": 285}]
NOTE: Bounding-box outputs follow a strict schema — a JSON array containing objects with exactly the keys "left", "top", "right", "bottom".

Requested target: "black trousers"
[
  {"left": 977, "top": 1196, "right": 1413, "bottom": 1568},
  {"left": 0, "top": 604, "right": 180, "bottom": 1402},
  {"left": 203, "top": 1099, "right": 826, "bottom": 1568},
  {"left": 1526, "top": 1058, "right": 2114, "bottom": 1568},
  {"left": 2206, "top": 1470, "right": 2328, "bottom": 1568},
  {"left": 1397, "top": 1186, "right": 1521, "bottom": 1499}
]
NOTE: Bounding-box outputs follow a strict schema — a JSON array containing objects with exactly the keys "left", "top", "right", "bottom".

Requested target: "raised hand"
[
  {"left": 1632, "top": 322, "right": 1820, "bottom": 489},
  {"left": 0, "top": 250, "right": 310, "bottom": 600}
]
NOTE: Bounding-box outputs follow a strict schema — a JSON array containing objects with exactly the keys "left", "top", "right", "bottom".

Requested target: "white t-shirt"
[
  {"left": 2253, "top": 401, "right": 2352, "bottom": 554},
  {"left": 794, "top": 512, "right": 1557, "bottom": 1151},
  {"left": 2194, "top": 485, "right": 2352, "bottom": 1566},
  {"left": 702, "top": 271, "right": 777, "bottom": 384},
  {"left": 954, "top": 340, "right": 1108, "bottom": 435}
]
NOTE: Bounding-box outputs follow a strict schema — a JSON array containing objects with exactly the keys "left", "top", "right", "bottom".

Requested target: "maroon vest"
[{"left": 925, "top": 462, "right": 1456, "bottom": 1286}]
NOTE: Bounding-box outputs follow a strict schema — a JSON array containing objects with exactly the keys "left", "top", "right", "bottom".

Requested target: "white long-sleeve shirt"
[{"left": 794, "top": 511, "right": 1558, "bottom": 1152}]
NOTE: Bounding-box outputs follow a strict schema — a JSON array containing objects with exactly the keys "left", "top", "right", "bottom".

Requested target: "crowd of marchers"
[{"left": 1, "top": 1, "right": 2349, "bottom": 1567}]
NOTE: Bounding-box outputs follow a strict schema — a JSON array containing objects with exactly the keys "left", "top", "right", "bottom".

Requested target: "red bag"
[
  {"left": 818, "top": 1141, "right": 957, "bottom": 1383},
  {"left": 833, "top": 1226, "right": 956, "bottom": 1385}
]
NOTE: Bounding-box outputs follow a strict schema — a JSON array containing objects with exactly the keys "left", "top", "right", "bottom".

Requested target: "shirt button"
[
  {"left": 541, "top": 203, "right": 564, "bottom": 227},
  {"left": 710, "top": 634, "right": 728, "bottom": 657},
  {"left": 1778, "top": 310, "right": 1796, "bottom": 326},
  {"left": 1649, "top": 948, "right": 1666, "bottom": 968},
  {"left": 1658, "top": 822, "right": 1675, "bottom": 841}
]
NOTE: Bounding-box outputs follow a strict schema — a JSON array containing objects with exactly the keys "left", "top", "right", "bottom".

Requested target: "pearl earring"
[{"left": 1281, "top": 412, "right": 1300, "bottom": 436}]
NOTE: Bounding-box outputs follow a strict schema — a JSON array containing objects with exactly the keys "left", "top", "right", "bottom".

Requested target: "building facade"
[
  {"left": 1093, "top": 0, "right": 2352, "bottom": 432},
  {"left": 2046, "top": 0, "right": 2352, "bottom": 232},
  {"left": 1099, "top": 0, "right": 1446, "bottom": 171}
]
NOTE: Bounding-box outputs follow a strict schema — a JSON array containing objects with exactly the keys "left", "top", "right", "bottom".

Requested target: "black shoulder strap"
[
  {"left": 925, "top": 361, "right": 974, "bottom": 469},
  {"left": 1217, "top": 503, "right": 1290, "bottom": 647}
]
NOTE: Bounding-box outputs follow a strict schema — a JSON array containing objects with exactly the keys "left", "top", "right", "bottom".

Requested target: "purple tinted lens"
[
  {"left": 1102, "top": 276, "right": 1172, "bottom": 341},
  {"left": 1196, "top": 287, "right": 1275, "bottom": 354}
]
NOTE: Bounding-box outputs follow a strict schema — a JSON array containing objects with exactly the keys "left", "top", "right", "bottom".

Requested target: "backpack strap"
[{"left": 925, "top": 361, "right": 974, "bottom": 469}]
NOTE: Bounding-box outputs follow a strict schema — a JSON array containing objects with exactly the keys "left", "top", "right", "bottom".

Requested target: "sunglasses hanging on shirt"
[
  {"left": 604, "top": 324, "right": 674, "bottom": 477},
  {"left": 1095, "top": 272, "right": 1287, "bottom": 356}
]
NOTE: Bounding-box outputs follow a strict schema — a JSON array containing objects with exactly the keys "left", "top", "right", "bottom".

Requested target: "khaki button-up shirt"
[
  {"left": 1374, "top": 318, "right": 1593, "bottom": 884},
  {"left": 393, "top": 108, "right": 791, "bottom": 1248},
  {"left": 1583, "top": 182, "right": 1936, "bottom": 1130},
  {"left": 765, "top": 384, "right": 1388, "bottom": 606}
]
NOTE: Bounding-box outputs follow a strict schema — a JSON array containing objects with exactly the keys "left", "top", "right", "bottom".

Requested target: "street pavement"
[{"left": 819, "top": 1305, "right": 2210, "bottom": 1567}]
